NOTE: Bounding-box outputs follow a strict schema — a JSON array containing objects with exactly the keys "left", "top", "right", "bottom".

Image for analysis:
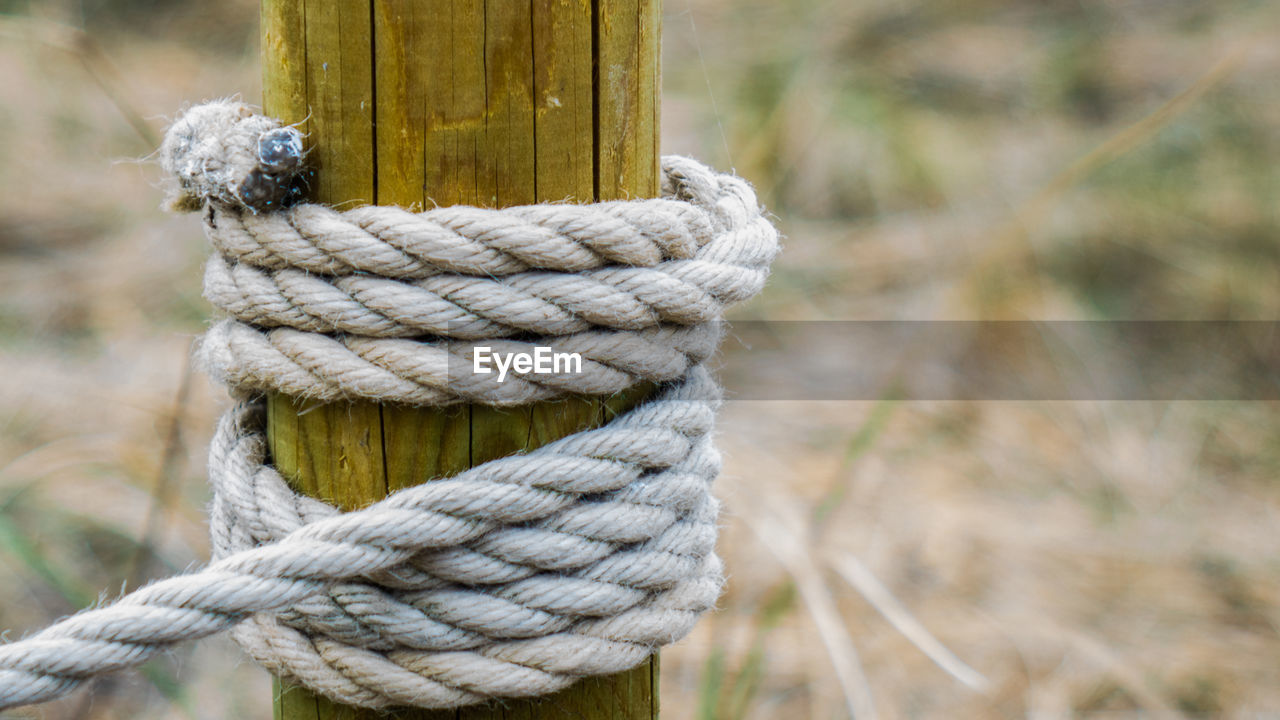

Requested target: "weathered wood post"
[{"left": 260, "top": 1, "right": 661, "bottom": 719}]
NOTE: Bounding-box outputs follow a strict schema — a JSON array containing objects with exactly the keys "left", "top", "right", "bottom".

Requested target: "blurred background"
[{"left": 0, "top": 0, "right": 1278, "bottom": 718}]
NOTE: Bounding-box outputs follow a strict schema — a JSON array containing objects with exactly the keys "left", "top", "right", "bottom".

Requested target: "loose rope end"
[{"left": 160, "top": 99, "right": 306, "bottom": 213}]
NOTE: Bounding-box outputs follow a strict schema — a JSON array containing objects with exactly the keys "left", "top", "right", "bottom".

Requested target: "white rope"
[{"left": 0, "top": 99, "right": 779, "bottom": 711}]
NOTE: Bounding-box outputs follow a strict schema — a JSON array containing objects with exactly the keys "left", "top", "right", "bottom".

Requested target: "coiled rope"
[{"left": 0, "top": 99, "right": 779, "bottom": 710}]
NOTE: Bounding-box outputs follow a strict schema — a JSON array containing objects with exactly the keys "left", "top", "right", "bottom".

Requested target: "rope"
[{"left": 0, "top": 99, "right": 779, "bottom": 711}]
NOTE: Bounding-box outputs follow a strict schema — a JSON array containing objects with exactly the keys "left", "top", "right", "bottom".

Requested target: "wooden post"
[{"left": 260, "top": 1, "right": 662, "bottom": 719}]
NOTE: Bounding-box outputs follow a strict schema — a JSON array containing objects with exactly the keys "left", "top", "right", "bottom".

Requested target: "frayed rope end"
[{"left": 159, "top": 99, "right": 306, "bottom": 213}]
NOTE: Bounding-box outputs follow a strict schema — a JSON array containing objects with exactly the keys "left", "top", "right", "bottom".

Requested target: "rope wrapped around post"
[{"left": 0, "top": 100, "right": 780, "bottom": 711}]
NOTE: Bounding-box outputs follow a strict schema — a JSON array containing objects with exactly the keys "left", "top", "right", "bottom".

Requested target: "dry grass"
[{"left": 0, "top": 0, "right": 1278, "bottom": 718}]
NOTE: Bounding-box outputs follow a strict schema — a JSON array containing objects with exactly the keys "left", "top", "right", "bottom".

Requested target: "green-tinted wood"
[
  {"left": 372, "top": 2, "right": 427, "bottom": 209},
  {"left": 260, "top": 1, "right": 306, "bottom": 125},
  {"left": 483, "top": 1, "right": 536, "bottom": 207},
  {"left": 262, "top": 1, "right": 663, "bottom": 719},
  {"left": 595, "top": 0, "right": 661, "bottom": 198},
  {"left": 532, "top": 0, "right": 595, "bottom": 202},
  {"left": 303, "top": 1, "right": 376, "bottom": 205}
]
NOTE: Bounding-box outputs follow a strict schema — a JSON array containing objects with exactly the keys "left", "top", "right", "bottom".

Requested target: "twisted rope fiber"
[{"left": 0, "top": 100, "right": 779, "bottom": 710}]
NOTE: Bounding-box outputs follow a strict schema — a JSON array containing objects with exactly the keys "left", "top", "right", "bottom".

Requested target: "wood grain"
[{"left": 261, "top": 1, "right": 662, "bottom": 718}]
